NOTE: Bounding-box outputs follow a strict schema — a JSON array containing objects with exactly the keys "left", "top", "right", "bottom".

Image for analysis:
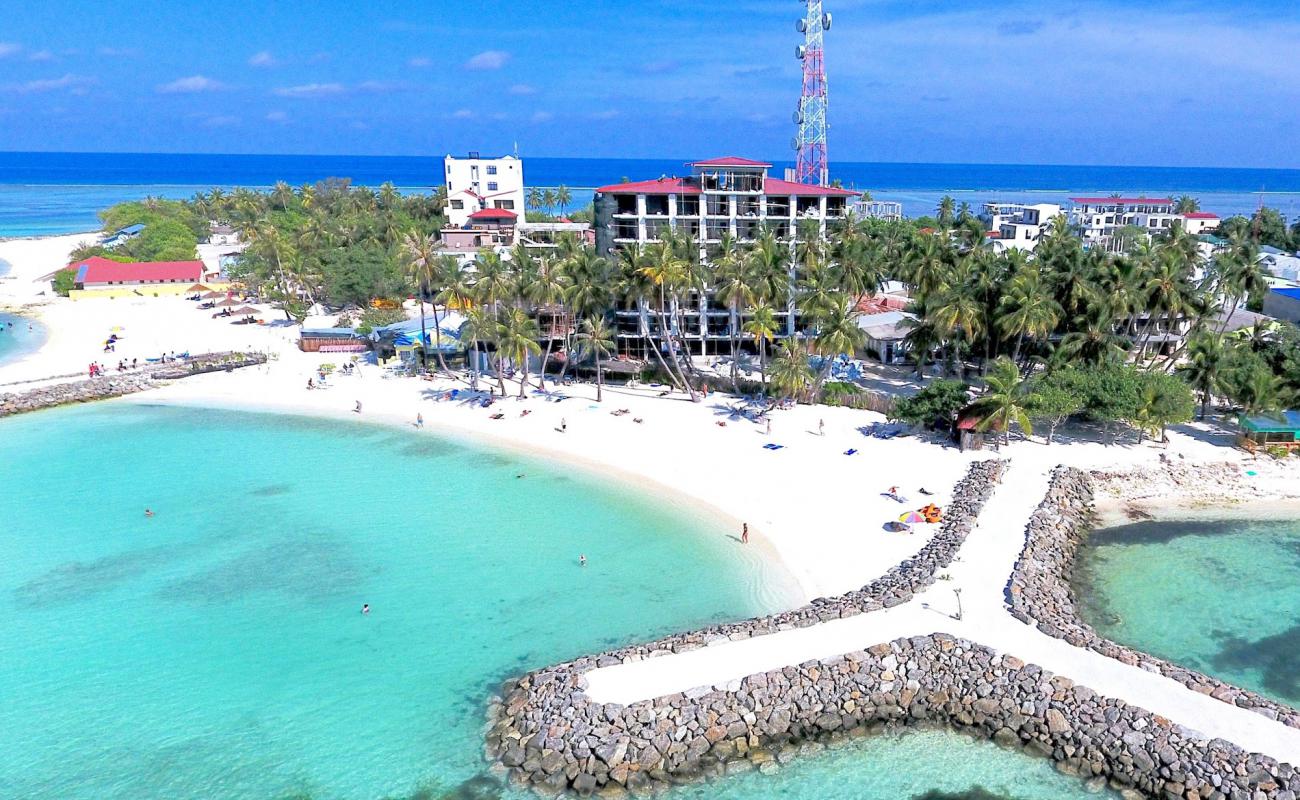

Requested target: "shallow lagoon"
[
  {"left": 1, "top": 404, "right": 1111, "bottom": 799},
  {"left": 1078, "top": 517, "right": 1300, "bottom": 706}
]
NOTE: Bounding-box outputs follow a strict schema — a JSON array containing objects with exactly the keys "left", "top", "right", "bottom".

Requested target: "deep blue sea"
[{"left": 2, "top": 151, "right": 1299, "bottom": 237}]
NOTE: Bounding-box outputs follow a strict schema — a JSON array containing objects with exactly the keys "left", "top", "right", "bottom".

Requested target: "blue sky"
[{"left": 1, "top": 0, "right": 1298, "bottom": 167}]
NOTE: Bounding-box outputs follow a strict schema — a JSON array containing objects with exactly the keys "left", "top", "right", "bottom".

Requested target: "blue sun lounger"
[{"left": 762, "top": 443, "right": 785, "bottom": 450}]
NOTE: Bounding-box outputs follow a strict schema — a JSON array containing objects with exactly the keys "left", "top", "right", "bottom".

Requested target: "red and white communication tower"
[{"left": 793, "top": 0, "right": 831, "bottom": 186}]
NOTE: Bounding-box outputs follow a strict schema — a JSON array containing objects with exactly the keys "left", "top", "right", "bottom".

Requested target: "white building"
[
  {"left": 592, "top": 155, "right": 858, "bottom": 355},
  {"left": 981, "top": 202, "right": 1062, "bottom": 252},
  {"left": 444, "top": 152, "right": 526, "bottom": 228},
  {"left": 1179, "top": 212, "right": 1221, "bottom": 236},
  {"left": 1068, "top": 197, "right": 1178, "bottom": 247}
]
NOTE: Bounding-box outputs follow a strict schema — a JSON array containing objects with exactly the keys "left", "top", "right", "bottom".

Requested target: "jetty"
[
  {"left": 0, "top": 351, "right": 267, "bottom": 418},
  {"left": 486, "top": 461, "right": 1300, "bottom": 798}
]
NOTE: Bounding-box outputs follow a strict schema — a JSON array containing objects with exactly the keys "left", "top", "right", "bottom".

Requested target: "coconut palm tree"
[
  {"left": 576, "top": 316, "right": 614, "bottom": 402},
  {"left": 1173, "top": 194, "right": 1201, "bottom": 214},
  {"left": 712, "top": 235, "right": 755, "bottom": 389},
  {"left": 524, "top": 254, "right": 569, "bottom": 390},
  {"left": 527, "top": 187, "right": 543, "bottom": 212},
  {"left": 640, "top": 240, "right": 697, "bottom": 400},
  {"left": 473, "top": 249, "right": 515, "bottom": 314},
  {"left": 929, "top": 274, "right": 986, "bottom": 377},
  {"left": 616, "top": 243, "right": 680, "bottom": 389},
  {"left": 1177, "top": 331, "right": 1226, "bottom": 419},
  {"left": 971, "top": 356, "right": 1033, "bottom": 444},
  {"left": 743, "top": 302, "right": 779, "bottom": 393},
  {"left": 996, "top": 261, "right": 1062, "bottom": 365},
  {"left": 768, "top": 339, "right": 814, "bottom": 403},
  {"left": 810, "top": 298, "right": 865, "bottom": 398},
  {"left": 462, "top": 307, "right": 497, "bottom": 393},
  {"left": 936, "top": 195, "right": 956, "bottom": 228},
  {"left": 401, "top": 230, "right": 440, "bottom": 373},
  {"left": 498, "top": 307, "right": 542, "bottom": 398},
  {"left": 555, "top": 185, "right": 572, "bottom": 216}
]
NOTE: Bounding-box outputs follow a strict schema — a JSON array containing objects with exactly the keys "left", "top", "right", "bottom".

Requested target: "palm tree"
[
  {"left": 1178, "top": 331, "right": 1226, "bottom": 419},
  {"left": 524, "top": 254, "right": 569, "bottom": 391},
  {"left": 402, "top": 231, "right": 439, "bottom": 373},
  {"left": 936, "top": 195, "right": 956, "bottom": 228},
  {"left": 245, "top": 223, "right": 299, "bottom": 321},
  {"left": 768, "top": 339, "right": 814, "bottom": 403},
  {"left": 555, "top": 185, "right": 572, "bottom": 216},
  {"left": 639, "top": 240, "right": 697, "bottom": 400},
  {"left": 473, "top": 249, "right": 515, "bottom": 314},
  {"left": 810, "top": 298, "right": 865, "bottom": 398},
  {"left": 971, "top": 357, "right": 1033, "bottom": 444},
  {"left": 576, "top": 316, "right": 614, "bottom": 402},
  {"left": 462, "top": 307, "right": 497, "bottom": 393},
  {"left": 929, "top": 277, "right": 985, "bottom": 377},
  {"left": 743, "top": 302, "right": 779, "bottom": 393},
  {"left": 997, "top": 262, "right": 1062, "bottom": 365},
  {"left": 527, "top": 187, "right": 543, "bottom": 212},
  {"left": 498, "top": 307, "right": 542, "bottom": 398},
  {"left": 542, "top": 188, "right": 558, "bottom": 216},
  {"left": 1174, "top": 194, "right": 1201, "bottom": 214},
  {"left": 712, "top": 235, "right": 755, "bottom": 390},
  {"left": 616, "top": 243, "right": 681, "bottom": 390}
]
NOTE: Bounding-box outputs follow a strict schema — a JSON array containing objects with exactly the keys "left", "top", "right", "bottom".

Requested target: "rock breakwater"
[
  {"left": 1007, "top": 466, "right": 1300, "bottom": 730},
  {"left": 487, "top": 633, "right": 1298, "bottom": 799},
  {"left": 0, "top": 352, "right": 266, "bottom": 418}
]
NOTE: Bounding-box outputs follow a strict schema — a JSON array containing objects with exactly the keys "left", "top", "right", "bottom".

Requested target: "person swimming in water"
[
  {"left": 579, "top": 554, "right": 587, "bottom": 567},
  {"left": 362, "top": 604, "right": 370, "bottom": 615},
  {"left": 144, "top": 508, "right": 154, "bottom": 518}
]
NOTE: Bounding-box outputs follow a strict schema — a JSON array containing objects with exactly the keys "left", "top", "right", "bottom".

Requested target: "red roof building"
[
  {"left": 467, "top": 207, "right": 518, "bottom": 221},
  {"left": 1182, "top": 211, "right": 1220, "bottom": 219},
  {"left": 71, "top": 256, "right": 203, "bottom": 287},
  {"left": 689, "top": 156, "right": 774, "bottom": 168}
]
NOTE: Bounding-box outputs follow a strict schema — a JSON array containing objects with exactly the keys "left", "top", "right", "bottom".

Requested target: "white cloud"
[
  {"left": 202, "top": 114, "right": 239, "bottom": 127},
  {"left": 157, "top": 75, "right": 226, "bottom": 94},
  {"left": 28, "top": 49, "right": 54, "bottom": 62},
  {"left": 530, "top": 111, "right": 554, "bottom": 123},
  {"left": 0, "top": 42, "right": 20, "bottom": 58},
  {"left": 248, "top": 51, "right": 277, "bottom": 67},
  {"left": 508, "top": 83, "right": 537, "bottom": 95},
  {"left": 266, "top": 110, "right": 289, "bottom": 123},
  {"left": 357, "top": 80, "right": 411, "bottom": 93},
  {"left": 272, "top": 82, "right": 346, "bottom": 98},
  {"left": 464, "top": 50, "right": 509, "bottom": 71},
  {"left": 450, "top": 109, "right": 475, "bottom": 119},
  {"left": 10, "top": 73, "right": 93, "bottom": 93},
  {"left": 407, "top": 56, "right": 432, "bottom": 68}
]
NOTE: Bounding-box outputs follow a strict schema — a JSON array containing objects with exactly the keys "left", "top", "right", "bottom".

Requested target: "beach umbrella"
[
  {"left": 185, "top": 283, "right": 209, "bottom": 292},
  {"left": 201, "top": 291, "right": 224, "bottom": 299},
  {"left": 231, "top": 306, "right": 260, "bottom": 316},
  {"left": 899, "top": 511, "right": 926, "bottom": 524},
  {"left": 215, "top": 297, "right": 242, "bottom": 307}
]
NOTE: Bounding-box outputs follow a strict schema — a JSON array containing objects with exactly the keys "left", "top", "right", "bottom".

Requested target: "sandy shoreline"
[{"left": 5, "top": 230, "right": 1300, "bottom": 613}]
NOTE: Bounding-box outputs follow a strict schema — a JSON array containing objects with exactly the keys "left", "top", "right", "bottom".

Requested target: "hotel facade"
[{"left": 593, "top": 156, "right": 857, "bottom": 356}]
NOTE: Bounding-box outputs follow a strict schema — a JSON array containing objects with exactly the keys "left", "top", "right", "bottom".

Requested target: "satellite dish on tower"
[
  {"left": 796, "top": 19, "right": 806, "bottom": 32},
  {"left": 795, "top": 44, "right": 806, "bottom": 59}
]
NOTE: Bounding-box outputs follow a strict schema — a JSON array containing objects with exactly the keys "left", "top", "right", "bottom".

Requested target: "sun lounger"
[
  {"left": 762, "top": 443, "right": 785, "bottom": 450},
  {"left": 844, "top": 448, "right": 857, "bottom": 455}
]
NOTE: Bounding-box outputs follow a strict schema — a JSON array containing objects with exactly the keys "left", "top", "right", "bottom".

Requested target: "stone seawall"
[
  {"left": 487, "top": 633, "right": 1297, "bottom": 799},
  {"left": 0, "top": 352, "right": 267, "bottom": 418},
  {"left": 1007, "top": 466, "right": 1300, "bottom": 730}
]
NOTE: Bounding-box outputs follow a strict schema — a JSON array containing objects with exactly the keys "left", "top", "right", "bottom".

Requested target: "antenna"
[{"left": 793, "top": 1, "right": 830, "bottom": 186}]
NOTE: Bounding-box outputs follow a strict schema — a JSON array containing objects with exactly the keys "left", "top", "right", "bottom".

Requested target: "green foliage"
[
  {"left": 356, "top": 307, "right": 405, "bottom": 334},
  {"left": 888, "top": 379, "right": 968, "bottom": 429},
  {"left": 321, "top": 243, "right": 405, "bottom": 307},
  {"left": 118, "top": 218, "right": 200, "bottom": 261},
  {"left": 52, "top": 268, "right": 77, "bottom": 296}
]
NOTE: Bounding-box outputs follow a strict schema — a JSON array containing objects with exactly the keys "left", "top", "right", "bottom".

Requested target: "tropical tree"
[
  {"left": 555, "top": 185, "right": 572, "bottom": 216},
  {"left": 768, "top": 339, "right": 814, "bottom": 403},
  {"left": 576, "top": 316, "right": 614, "bottom": 402},
  {"left": 1173, "top": 194, "right": 1201, "bottom": 214},
  {"left": 971, "top": 357, "right": 1033, "bottom": 443},
  {"left": 462, "top": 307, "right": 498, "bottom": 393},
  {"left": 1177, "top": 331, "right": 1227, "bottom": 419},
  {"left": 810, "top": 298, "right": 865, "bottom": 399},
  {"left": 524, "top": 254, "right": 569, "bottom": 391},
  {"left": 498, "top": 307, "right": 542, "bottom": 398},
  {"left": 402, "top": 231, "right": 440, "bottom": 373},
  {"left": 743, "top": 302, "right": 779, "bottom": 393}
]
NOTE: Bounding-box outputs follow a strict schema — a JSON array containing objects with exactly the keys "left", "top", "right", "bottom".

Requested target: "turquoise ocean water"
[
  {"left": 1078, "top": 518, "right": 1300, "bottom": 707},
  {"left": 0, "top": 311, "right": 46, "bottom": 368},
  {"left": 0, "top": 404, "right": 1112, "bottom": 800}
]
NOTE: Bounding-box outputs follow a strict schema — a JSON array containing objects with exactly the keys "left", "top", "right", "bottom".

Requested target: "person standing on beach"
[
  {"left": 561, "top": 418, "right": 567, "bottom": 433},
  {"left": 818, "top": 419, "right": 825, "bottom": 436},
  {"left": 765, "top": 417, "right": 772, "bottom": 436},
  {"left": 354, "top": 400, "right": 362, "bottom": 413},
  {"left": 741, "top": 523, "right": 749, "bottom": 544},
  {"left": 416, "top": 412, "right": 424, "bottom": 428}
]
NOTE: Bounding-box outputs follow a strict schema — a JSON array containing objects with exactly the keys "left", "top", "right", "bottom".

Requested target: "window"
[
  {"left": 498, "top": 200, "right": 515, "bottom": 209},
  {"left": 487, "top": 165, "right": 498, "bottom": 175},
  {"left": 451, "top": 200, "right": 464, "bottom": 209},
  {"left": 487, "top": 182, "right": 498, "bottom": 191}
]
